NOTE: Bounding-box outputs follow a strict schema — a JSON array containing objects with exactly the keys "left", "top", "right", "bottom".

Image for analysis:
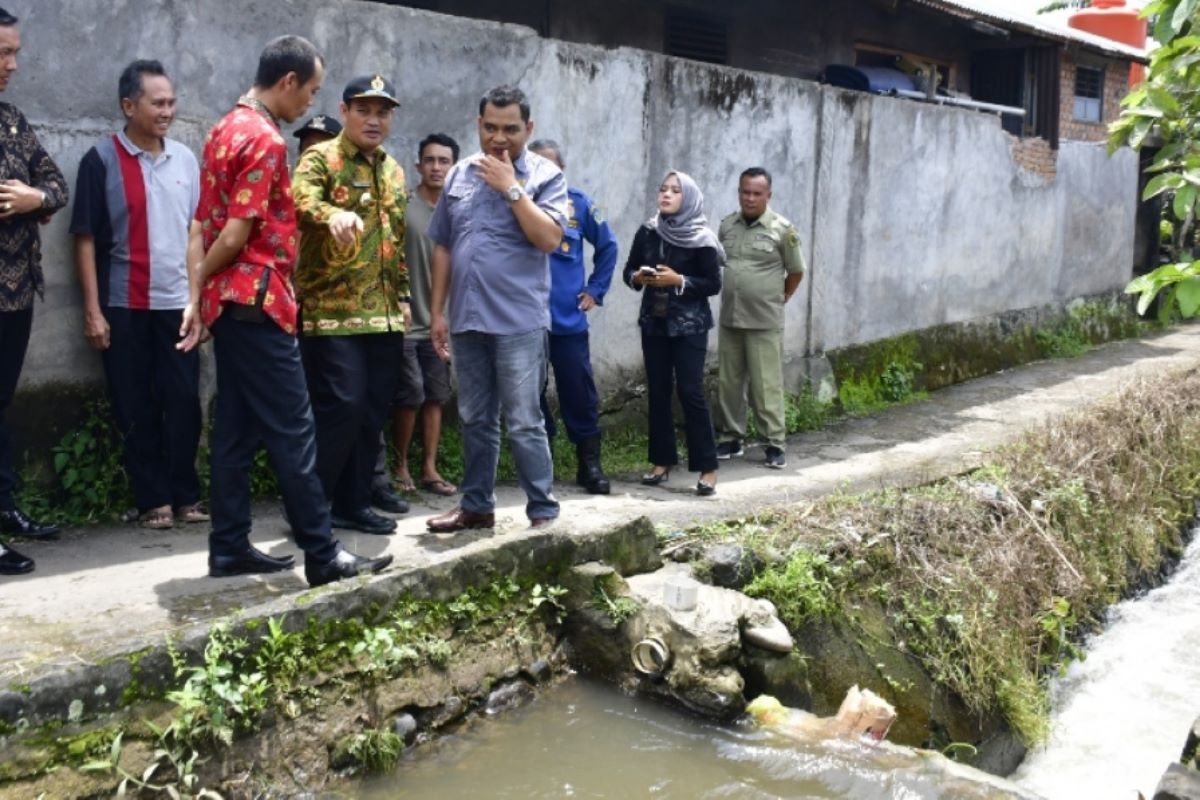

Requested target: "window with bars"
[
  {"left": 1073, "top": 66, "right": 1103, "bottom": 123},
  {"left": 664, "top": 6, "right": 728, "bottom": 65}
]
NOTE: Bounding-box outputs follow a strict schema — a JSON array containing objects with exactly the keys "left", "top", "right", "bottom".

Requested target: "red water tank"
[{"left": 1068, "top": 0, "right": 1147, "bottom": 87}]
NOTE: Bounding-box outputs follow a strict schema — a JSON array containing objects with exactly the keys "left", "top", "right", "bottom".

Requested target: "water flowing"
[{"left": 1012, "top": 531, "right": 1200, "bottom": 799}]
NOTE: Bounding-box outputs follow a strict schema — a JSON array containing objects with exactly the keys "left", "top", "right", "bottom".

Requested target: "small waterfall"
[{"left": 1012, "top": 531, "right": 1200, "bottom": 799}]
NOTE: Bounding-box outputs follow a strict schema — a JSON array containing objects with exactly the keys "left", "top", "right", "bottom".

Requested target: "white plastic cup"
[{"left": 663, "top": 576, "right": 698, "bottom": 611}]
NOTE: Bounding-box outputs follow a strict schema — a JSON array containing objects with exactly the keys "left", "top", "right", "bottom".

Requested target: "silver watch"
[{"left": 505, "top": 184, "right": 523, "bottom": 203}]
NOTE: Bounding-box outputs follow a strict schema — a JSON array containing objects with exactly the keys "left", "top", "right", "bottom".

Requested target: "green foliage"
[
  {"left": 248, "top": 447, "right": 279, "bottom": 499},
  {"left": 1112, "top": 0, "right": 1200, "bottom": 316},
  {"left": 18, "top": 398, "right": 132, "bottom": 524},
  {"left": 1035, "top": 318, "right": 1091, "bottom": 359},
  {"left": 839, "top": 359, "right": 925, "bottom": 415},
  {"left": 744, "top": 549, "right": 840, "bottom": 627},
  {"left": 590, "top": 585, "right": 641, "bottom": 625},
  {"left": 343, "top": 728, "right": 404, "bottom": 773},
  {"left": 527, "top": 583, "right": 569, "bottom": 624},
  {"left": 165, "top": 626, "right": 269, "bottom": 749},
  {"left": 785, "top": 387, "right": 833, "bottom": 433},
  {"left": 1037, "top": 0, "right": 1091, "bottom": 11},
  {"left": 352, "top": 627, "right": 420, "bottom": 681}
]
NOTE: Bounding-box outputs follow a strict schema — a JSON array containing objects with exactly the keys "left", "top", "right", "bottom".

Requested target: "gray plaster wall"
[{"left": 7, "top": 0, "right": 1136, "bottom": 403}]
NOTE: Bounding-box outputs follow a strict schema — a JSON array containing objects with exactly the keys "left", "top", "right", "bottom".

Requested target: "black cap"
[
  {"left": 293, "top": 114, "right": 342, "bottom": 140},
  {"left": 342, "top": 74, "right": 401, "bottom": 107}
]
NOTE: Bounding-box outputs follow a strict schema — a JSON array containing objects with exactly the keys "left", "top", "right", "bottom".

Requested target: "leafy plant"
[
  {"left": 1111, "top": 0, "right": 1200, "bottom": 318},
  {"left": 343, "top": 728, "right": 404, "bottom": 773},
  {"left": 165, "top": 626, "right": 269, "bottom": 748},
  {"left": 527, "top": 583, "right": 569, "bottom": 624},
  {"left": 37, "top": 398, "right": 132, "bottom": 524},
  {"left": 590, "top": 585, "right": 641, "bottom": 625},
  {"left": 744, "top": 550, "right": 840, "bottom": 627}
]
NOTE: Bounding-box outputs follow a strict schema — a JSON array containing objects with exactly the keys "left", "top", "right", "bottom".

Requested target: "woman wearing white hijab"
[{"left": 623, "top": 170, "right": 724, "bottom": 496}]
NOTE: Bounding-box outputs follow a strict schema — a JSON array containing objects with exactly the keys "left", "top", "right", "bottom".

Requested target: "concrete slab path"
[{"left": 3, "top": 325, "right": 1200, "bottom": 684}]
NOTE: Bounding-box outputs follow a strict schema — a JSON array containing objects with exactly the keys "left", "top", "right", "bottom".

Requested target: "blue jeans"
[{"left": 452, "top": 329, "right": 558, "bottom": 520}]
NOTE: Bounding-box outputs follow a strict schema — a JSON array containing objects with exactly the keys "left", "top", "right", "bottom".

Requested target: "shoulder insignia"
[
  {"left": 786, "top": 228, "right": 800, "bottom": 249},
  {"left": 591, "top": 204, "right": 605, "bottom": 225}
]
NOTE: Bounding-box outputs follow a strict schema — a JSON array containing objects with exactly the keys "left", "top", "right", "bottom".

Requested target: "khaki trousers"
[{"left": 715, "top": 325, "right": 786, "bottom": 449}]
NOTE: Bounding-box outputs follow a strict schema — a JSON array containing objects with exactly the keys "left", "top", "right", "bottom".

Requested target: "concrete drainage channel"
[{"left": 0, "top": 516, "right": 1027, "bottom": 798}]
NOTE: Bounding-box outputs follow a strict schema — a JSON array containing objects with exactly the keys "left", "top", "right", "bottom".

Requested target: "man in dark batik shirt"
[{"left": 0, "top": 7, "right": 68, "bottom": 576}]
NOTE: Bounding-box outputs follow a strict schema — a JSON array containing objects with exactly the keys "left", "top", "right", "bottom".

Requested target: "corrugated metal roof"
[{"left": 911, "top": 0, "right": 1150, "bottom": 62}]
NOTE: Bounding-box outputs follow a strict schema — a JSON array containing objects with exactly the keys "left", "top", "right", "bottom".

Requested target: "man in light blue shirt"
[{"left": 427, "top": 85, "right": 567, "bottom": 532}]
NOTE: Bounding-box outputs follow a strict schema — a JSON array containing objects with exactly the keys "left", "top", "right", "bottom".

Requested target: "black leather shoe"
[
  {"left": 370, "top": 486, "right": 409, "bottom": 514},
  {"left": 209, "top": 545, "right": 296, "bottom": 577},
  {"left": 0, "top": 508, "right": 60, "bottom": 540},
  {"left": 305, "top": 549, "right": 394, "bottom": 587},
  {"left": 331, "top": 507, "right": 397, "bottom": 535},
  {"left": 0, "top": 542, "right": 34, "bottom": 575}
]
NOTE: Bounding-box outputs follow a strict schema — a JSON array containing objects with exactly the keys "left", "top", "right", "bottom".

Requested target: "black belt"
[{"left": 225, "top": 268, "right": 270, "bottom": 323}]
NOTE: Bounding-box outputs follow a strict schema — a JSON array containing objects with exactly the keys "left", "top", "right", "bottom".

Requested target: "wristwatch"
[{"left": 505, "top": 184, "right": 524, "bottom": 203}]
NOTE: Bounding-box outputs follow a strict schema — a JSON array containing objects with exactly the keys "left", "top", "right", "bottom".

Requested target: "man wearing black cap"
[
  {"left": 294, "top": 113, "right": 341, "bottom": 156},
  {"left": 292, "top": 74, "right": 410, "bottom": 534},
  {"left": 0, "top": 7, "right": 68, "bottom": 575}
]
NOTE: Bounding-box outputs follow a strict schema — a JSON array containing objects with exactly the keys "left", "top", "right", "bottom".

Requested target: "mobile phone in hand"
[{"left": 638, "top": 265, "right": 658, "bottom": 276}]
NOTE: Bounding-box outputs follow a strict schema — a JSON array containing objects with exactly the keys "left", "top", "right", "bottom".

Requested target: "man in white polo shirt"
[{"left": 70, "top": 59, "right": 205, "bottom": 529}]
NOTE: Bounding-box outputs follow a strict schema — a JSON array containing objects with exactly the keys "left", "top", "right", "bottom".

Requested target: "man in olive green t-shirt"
[{"left": 714, "top": 167, "right": 805, "bottom": 469}]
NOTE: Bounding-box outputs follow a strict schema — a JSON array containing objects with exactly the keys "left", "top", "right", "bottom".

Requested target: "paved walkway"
[{"left": 3, "top": 325, "right": 1200, "bottom": 683}]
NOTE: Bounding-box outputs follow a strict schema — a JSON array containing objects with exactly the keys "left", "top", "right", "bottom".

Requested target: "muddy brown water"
[{"left": 363, "top": 678, "right": 1035, "bottom": 799}]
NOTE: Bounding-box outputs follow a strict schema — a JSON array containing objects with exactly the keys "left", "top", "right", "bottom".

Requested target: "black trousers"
[
  {"left": 642, "top": 330, "right": 718, "bottom": 473},
  {"left": 541, "top": 330, "right": 602, "bottom": 444},
  {"left": 102, "top": 308, "right": 201, "bottom": 513},
  {"left": 209, "top": 314, "right": 339, "bottom": 563},
  {"left": 300, "top": 332, "right": 405, "bottom": 514},
  {"left": 0, "top": 308, "right": 31, "bottom": 510}
]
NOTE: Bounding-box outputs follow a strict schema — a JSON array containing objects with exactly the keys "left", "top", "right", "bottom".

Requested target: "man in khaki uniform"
[{"left": 714, "top": 167, "right": 805, "bottom": 469}]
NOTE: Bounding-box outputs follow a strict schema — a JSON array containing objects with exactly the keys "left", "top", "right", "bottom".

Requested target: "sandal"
[
  {"left": 420, "top": 477, "right": 457, "bottom": 496},
  {"left": 392, "top": 473, "right": 418, "bottom": 493},
  {"left": 175, "top": 503, "right": 210, "bottom": 524},
  {"left": 137, "top": 505, "right": 174, "bottom": 530}
]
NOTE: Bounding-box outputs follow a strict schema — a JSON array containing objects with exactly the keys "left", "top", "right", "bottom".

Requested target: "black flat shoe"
[
  {"left": 331, "top": 507, "right": 397, "bottom": 535},
  {"left": 0, "top": 542, "right": 34, "bottom": 575},
  {"left": 209, "top": 545, "right": 296, "bottom": 577},
  {"left": 640, "top": 469, "right": 670, "bottom": 486},
  {"left": 0, "top": 508, "right": 60, "bottom": 540},
  {"left": 696, "top": 479, "right": 717, "bottom": 497},
  {"left": 305, "top": 549, "right": 394, "bottom": 587},
  {"left": 370, "top": 486, "right": 409, "bottom": 514}
]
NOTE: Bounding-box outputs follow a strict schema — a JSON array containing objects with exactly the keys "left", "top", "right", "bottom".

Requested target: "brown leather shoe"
[
  {"left": 426, "top": 506, "right": 495, "bottom": 532},
  {"left": 529, "top": 517, "right": 556, "bottom": 529}
]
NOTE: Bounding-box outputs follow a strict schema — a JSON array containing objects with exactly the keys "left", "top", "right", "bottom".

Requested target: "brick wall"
[
  {"left": 1009, "top": 135, "right": 1058, "bottom": 180},
  {"left": 1059, "top": 52, "right": 1130, "bottom": 143}
]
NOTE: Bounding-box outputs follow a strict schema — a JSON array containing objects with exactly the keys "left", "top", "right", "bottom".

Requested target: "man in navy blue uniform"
[{"left": 530, "top": 140, "right": 616, "bottom": 495}]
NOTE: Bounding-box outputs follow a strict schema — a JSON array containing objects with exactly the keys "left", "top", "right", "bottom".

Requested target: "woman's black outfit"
[{"left": 623, "top": 226, "right": 722, "bottom": 473}]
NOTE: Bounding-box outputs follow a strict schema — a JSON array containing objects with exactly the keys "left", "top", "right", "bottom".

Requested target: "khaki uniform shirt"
[
  {"left": 717, "top": 207, "right": 805, "bottom": 330},
  {"left": 293, "top": 132, "right": 409, "bottom": 336}
]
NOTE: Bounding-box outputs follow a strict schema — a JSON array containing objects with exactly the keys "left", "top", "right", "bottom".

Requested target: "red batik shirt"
[{"left": 195, "top": 98, "right": 299, "bottom": 334}]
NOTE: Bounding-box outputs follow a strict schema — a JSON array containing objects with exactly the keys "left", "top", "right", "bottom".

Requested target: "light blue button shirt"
[{"left": 427, "top": 148, "right": 568, "bottom": 335}]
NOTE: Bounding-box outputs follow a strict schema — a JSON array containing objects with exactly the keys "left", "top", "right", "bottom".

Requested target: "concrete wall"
[{"left": 7, "top": 0, "right": 1137, "bottom": 409}]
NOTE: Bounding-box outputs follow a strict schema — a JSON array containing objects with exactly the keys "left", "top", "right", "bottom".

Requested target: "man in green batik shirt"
[
  {"left": 293, "top": 74, "right": 410, "bottom": 534},
  {"left": 714, "top": 167, "right": 805, "bottom": 470}
]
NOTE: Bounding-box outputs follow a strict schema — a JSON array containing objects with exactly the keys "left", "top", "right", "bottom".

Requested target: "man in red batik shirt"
[{"left": 178, "top": 35, "right": 392, "bottom": 588}]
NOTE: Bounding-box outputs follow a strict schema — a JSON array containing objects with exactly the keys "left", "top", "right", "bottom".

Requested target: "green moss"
[{"left": 828, "top": 294, "right": 1142, "bottom": 406}]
